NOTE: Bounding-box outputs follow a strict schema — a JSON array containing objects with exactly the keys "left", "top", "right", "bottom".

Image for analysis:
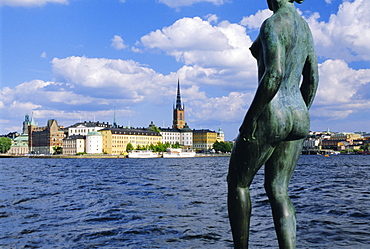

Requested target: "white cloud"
[
  {"left": 240, "top": 9, "right": 272, "bottom": 30},
  {"left": 188, "top": 91, "right": 253, "bottom": 124},
  {"left": 9, "top": 101, "right": 42, "bottom": 113},
  {"left": 158, "top": 0, "right": 229, "bottom": 8},
  {"left": 316, "top": 59, "right": 370, "bottom": 105},
  {"left": 131, "top": 47, "right": 143, "bottom": 53},
  {"left": 310, "top": 59, "right": 370, "bottom": 119},
  {"left": 40, "top": 52, "right": 47, "bottom": 58},
  {"left": 306, "top": 0, "right": 370, "bottom": 62},
  {"left": 0, "top": 78, "right": 138, "bottom": 132},
  {"left": 111, "top": 35, "right": 127, "bottom": 50},
  {"left": 141, "top": 17, "right": 232, "bottom": 52},
  {"left": 0, "top": 80, "right": 95, "bottom": 108},
  {"left": 51, "top": 56, "right": 175, "bottom": 102},
  {"left": 205, "top": 14, "right": 219, "bottom": 24},
  {"left": 0, "top": 0, "right": 68, "bottom": 7},
  {"left": 141, "top": 16, "right": 257, "bottom": 90}
]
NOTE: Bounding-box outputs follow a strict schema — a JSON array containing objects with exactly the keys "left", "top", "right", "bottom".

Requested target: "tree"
[
  {"left": 53, "top": 146, "right": 63, "bottom": 154},
  {"left": 213, "top": 141, "right": 232, "bottom": 153},
  {"left": 171, "top": 142, "right": 181, "bottom": 148},
  {"left": 361, "top": 143, "right": 369, "bottom": 152},
  {"left": 150, "top": 126, "right": 161, "bottom": 133},
  {"left": 155, "top": 142, "right": 168, "bottom": 152},
  {"left": 0, "top": 137, "right": 12, "bottom": 153},
  {"left": 126, "top": 143, "right": 134, "bottom": 152}
]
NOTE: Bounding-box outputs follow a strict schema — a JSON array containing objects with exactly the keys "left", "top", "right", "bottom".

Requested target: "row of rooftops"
[
  {"left": 68, "top": 121, "right": 113, "bottom": 128},
  {"left": 66, "top": 121, "right": 220, "bottom": 134},
  {"left": 101, "top": 127, "right": 162, "bottom": 136}
]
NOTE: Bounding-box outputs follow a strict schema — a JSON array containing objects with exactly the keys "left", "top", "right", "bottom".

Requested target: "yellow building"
[
  {"left": 192, "top": 129, "right": 218, "bottom": 152},
  {"left": 99, "top": 128, "right": 162, "bottom": 155}
]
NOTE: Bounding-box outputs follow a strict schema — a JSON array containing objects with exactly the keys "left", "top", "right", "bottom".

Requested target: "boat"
[
  {"left": 127, "top": 150, "right": 160, "bottom": 158},
  {"left": 162, "top": 148, "right": 196, "bottom": 158}
]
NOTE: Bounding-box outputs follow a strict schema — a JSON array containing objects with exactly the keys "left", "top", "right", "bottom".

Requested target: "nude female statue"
[{"left": 227, "top": 0, "right": 318, "bottom": 248}]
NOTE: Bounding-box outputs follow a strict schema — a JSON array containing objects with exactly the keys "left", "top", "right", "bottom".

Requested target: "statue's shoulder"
[{"left": 259, "top": 17, "right": 279, "bottom": 41}]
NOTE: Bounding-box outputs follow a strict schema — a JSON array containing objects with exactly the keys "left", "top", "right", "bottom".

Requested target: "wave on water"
[{"left": 0, "top": 156, "right": 369, "bottom": 248}]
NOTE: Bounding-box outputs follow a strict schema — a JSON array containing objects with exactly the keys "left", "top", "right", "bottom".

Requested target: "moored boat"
[
  {"left": 162, "top": 148, "right": 196, "bottom": 158},
  {"left": 127, "top": 150, "right": 160, "bottom": 158}
]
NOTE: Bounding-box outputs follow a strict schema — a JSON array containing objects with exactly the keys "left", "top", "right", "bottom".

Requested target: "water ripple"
[{"left": 0, "top": 156, "right": 369, "bottom": 248}]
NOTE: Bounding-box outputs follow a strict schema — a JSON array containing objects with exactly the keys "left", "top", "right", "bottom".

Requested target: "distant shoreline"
[{"left": 0, "top": 154, "right": 230, "bottom": 159}]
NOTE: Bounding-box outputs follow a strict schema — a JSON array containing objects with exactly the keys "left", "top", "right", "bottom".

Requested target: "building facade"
[
  {"left": 67, "top": 121, "right": 112, "bottom": 136},
  {"left": 7, "top": 134, "right": 29, "bottom": 155},
  {"left": 29, "top": 119, "right": 65, "bottom": 154},
  {"left": 86, "top": 131, "right": 103, "bottom": 154},
  {"left": 192, "top": 129, "right": 218, "bottom": 151},
  {"left": 99, "top": 128, "right": 162, "bottom": 155},
  {"left": 62, "top": 135, "right": 85, "bottom": 155}
]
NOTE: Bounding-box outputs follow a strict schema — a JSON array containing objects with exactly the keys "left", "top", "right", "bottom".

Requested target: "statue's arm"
[
  {"left": 300, "top": 36, "right": 319, "bottom": 109},
  {"left": 240, "top": 21, "right": 282, "bottom": 139}
]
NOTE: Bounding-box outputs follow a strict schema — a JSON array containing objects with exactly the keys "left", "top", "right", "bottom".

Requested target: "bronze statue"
[{"left": 227, "top": 0, "right": 318, "bottom": 248}]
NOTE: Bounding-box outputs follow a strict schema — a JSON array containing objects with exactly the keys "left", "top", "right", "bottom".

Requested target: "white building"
[
  {"left": 67, "top": 121, "right": 112, "bottom": 136},
  {"left": 160, "top": 128, "right": 180, "bottom": 145},
  {"left": 180, "top": 125, "right": 193, "bottom": 147},
  {"left": 158, "top": 123, "right": 193, "bottom": 148},
  {"left": 86, "top": 131, "right": 103, "bottom": 154}
]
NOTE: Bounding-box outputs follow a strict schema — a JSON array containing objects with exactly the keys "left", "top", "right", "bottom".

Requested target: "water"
[{"left": 0, "top": 156, "right": 369, "bottom": 248}]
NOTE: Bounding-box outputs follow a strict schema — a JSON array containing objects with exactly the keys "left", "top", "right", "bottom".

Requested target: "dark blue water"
[{"left": 0, "top": 156, "right": 369, "bottom": 248}]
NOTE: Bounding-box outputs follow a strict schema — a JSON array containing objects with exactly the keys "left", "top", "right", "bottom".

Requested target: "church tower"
[
  {"left": 22, "top": 114, "right": 30, "bottom": 135},
  {"left": 172, "top": 79, "right": 185, "bottom": 129}
]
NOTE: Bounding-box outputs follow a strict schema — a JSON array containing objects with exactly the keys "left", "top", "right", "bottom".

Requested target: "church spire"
[
  {"left": 113, "top": 107, "right": 117, "bottom": 128},
  {"left": 172, "top": 79, "right": 185, "bottom": 129},
  {"left": 176, "top": 79, "right": 183, "bottom": 110}
]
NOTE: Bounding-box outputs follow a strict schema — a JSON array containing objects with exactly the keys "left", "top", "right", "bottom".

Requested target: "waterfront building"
[
  {"left": 29, "top": 119, "right": 65, "bottom": 154},
  {"left": 192, "top": 129, "right": 218, "bottom": 151},
  {"left": 67, "top": 121, "right": 112, "bottom": 136},
  {"left": 159, "top": 123, "right": 193, "bottom": 148},
  {"left": 7, "top": 134, "right": 29, "bottom": 155},
  {"left": 99, "top": 128, "right": 162, "bottom": 155},
  {"left": 86, "top": 131, "right": 103, "bottom": 154},
  {"left": 330, "top": 132, "right": 362, "bottom": 141},
  {"left": 62, "top": 135, "right": 85, "bottom": 155},
  {"left": 303, "top": 134, "right": 321, "bottom": 151},
  {"left": 7, "top": 115, "right": 32, "bottom": 155}
]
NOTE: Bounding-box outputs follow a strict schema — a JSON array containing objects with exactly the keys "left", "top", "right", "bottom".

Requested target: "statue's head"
[{"left": 267, "top": 0, "right": 304, "bottom": 11}]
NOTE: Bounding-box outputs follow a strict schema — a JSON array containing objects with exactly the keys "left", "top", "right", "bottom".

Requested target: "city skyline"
[{"left": 1, "top": 0, "right": 370, "bottom": 140}]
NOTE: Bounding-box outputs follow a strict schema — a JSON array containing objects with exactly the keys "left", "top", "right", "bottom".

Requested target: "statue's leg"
[
  {"left": 264, "top": 139, "right": 304, "bottom": 249},
  {"left": 228, "top": 135, "right": 275, "bottom": 249}
]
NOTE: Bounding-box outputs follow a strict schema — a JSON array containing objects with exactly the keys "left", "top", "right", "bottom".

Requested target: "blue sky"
[{"left": 1, "top": 0, "right": 369, "bottom": 140}]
